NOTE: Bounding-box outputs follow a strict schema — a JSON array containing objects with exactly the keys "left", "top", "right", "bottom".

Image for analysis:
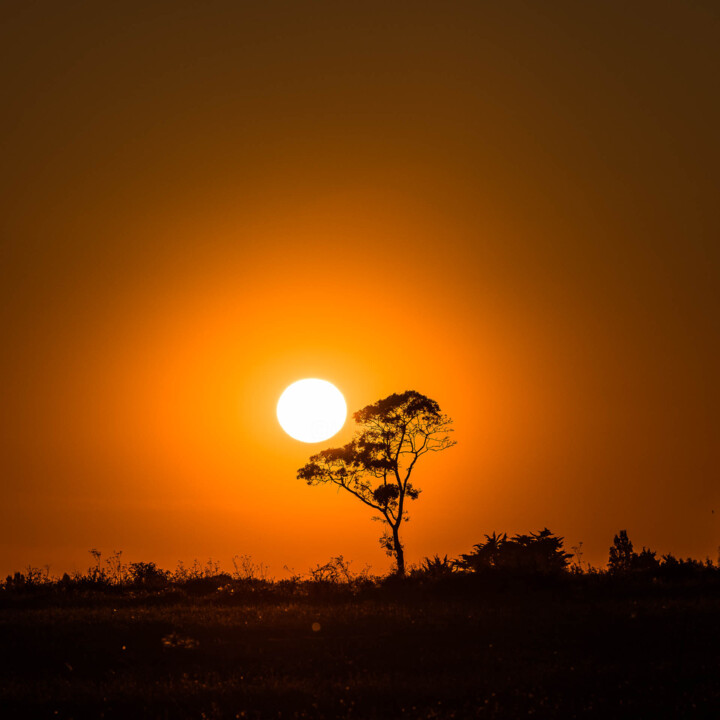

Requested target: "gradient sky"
[{"left": 2, "top": 1, "right": 718, "bottom": 576}]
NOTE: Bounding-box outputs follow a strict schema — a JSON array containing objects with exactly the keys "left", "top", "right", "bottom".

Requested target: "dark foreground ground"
[{"left": 1, "top": 576, "right": 718, "bottom": 719}]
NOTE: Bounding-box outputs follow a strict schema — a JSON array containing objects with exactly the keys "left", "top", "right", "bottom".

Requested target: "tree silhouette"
[
  {"left": 297, "top": 391, "right": 455, "bottom": 575},
  {"left": 608, "top": 530, "right": 635, "bottom": 572},
  {"left": 608, "top": 530, "right": 660, "bottom": 574}
]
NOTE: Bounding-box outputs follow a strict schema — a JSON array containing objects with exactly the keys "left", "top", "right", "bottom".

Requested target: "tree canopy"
[{"left": 297, "top": 390, "right": 455, "bottom": 575}]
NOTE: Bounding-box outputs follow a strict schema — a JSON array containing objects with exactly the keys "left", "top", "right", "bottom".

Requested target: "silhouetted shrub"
[
  {"left": 656, "top": 553, "right": 717, "bottom": 583},
  {"left": 455, "top": 532, "right": 506, "bottom": 572},
  {"left": 178, "top": 574, "right": 233, "bottom": 595},
  {"left": 608, "top": 530, "right": 634, "bottom": 572},
  {"left": 129, "top": 562, "right": 170, "bottom": 589},
  {"left": 309, "top": 555, "right": 354, "bottom": 583},
  {"left": 231, "top": 554, "right": 269, "bottom": 581},
  {"left": 633, "top": 547, "right": 660, "bottom": 573},
  {"left": 456, "top": 529, "right": 572, "bottom": 575},
  {"left": 4, "top": 567, "right": 53, "bottom": 590},
  {"left": 608, "top": 530, "right": 660, "bottom": 574},
  {"left": 410, "top": 555, "right": 457, "bottom": 581},
  {"left": 5, "top": 572, "right": 26, "bottom": 590}
]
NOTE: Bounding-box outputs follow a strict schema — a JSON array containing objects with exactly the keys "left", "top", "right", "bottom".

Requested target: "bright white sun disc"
[{"left": 277, "top": 379, "right": 347, "bottom": 443}]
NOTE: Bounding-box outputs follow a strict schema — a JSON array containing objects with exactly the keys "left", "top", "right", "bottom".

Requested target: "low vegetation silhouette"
[
  {"left": 297, "top": 390, "right": 455, "bottom": 575},
  {"left": 455, "top": 528, "right": 573, "bottom": 575},
  {"left": 5, "top": 528, "right": 718, "bottom": 593},
  {"left": 3, "top": 530, "right": 720, "bottom": 718}
]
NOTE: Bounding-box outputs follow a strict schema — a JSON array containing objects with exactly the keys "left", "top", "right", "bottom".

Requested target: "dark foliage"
[
  {"left": 408, "top": 554, "right": 457, "bottom": 582},
  {"left": 129, "top": 562, "right": 171, "bottom": 589},
  {"left": 3, "top": 533, "right": 720, "bottom": 718},
  {"left": 608, "top": 530, "right": 661, "bottom": 574},
  {"left": 456, "top": 528, "right": 573, "bottom": 575},
  {"left": 298, "top": 390, "right": 455, "bottom": 575},
  {"left": 2, "top": 567, "right": 720, "bottom": 719}
]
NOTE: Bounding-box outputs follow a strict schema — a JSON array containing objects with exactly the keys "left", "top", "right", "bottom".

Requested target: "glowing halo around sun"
[{"left": 276, "top": 379, "right": 347, "bottom": 443}]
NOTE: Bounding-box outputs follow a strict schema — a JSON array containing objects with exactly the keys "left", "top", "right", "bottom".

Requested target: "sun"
[{"left": 277, "top": 379, "right": 347, "bottom": 443}]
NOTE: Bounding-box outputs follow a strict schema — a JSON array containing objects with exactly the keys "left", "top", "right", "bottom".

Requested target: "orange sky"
[{"left": 2, "top": 1, "right": 718, "bottom": 576}]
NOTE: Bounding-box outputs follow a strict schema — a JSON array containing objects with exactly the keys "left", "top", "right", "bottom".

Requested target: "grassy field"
[{"left": 1, "top": 575, "right": 719, "bottom": 719}]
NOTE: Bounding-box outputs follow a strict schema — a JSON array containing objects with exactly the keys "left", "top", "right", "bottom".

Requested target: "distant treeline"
[{"left": 4, "top": 529, "right": 719, "bottom": 595}]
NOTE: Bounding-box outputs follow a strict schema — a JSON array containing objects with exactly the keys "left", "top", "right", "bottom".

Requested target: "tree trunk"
[{"left": 392, "top": 525, "right": 405, "bottom": 576}]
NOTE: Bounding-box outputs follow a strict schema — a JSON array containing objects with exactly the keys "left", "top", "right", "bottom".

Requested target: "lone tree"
[{"left": 297, "top": 391, "right": 455, "bottom": 576}]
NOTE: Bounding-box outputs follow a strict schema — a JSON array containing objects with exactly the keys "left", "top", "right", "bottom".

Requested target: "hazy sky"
[{"left": 2, "top": 1, "right": 718, "bottom": 576}]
